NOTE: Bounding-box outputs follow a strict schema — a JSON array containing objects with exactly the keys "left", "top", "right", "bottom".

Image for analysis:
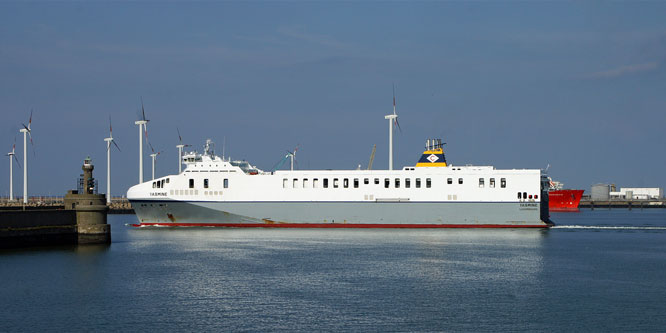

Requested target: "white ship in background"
[{"left": 127, "top": 137, "right": 552, "bottom": 228}]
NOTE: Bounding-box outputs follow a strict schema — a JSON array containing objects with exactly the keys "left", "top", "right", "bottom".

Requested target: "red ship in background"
[{"left": 548, "top": 178, "right": 584, "bottom": 211}]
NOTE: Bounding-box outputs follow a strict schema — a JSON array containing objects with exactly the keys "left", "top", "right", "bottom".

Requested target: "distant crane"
[
  {"left": 104, "top": 116, "right": 121, "bottom": 204},
  {"left": 367, "top": 144, "right": 376, "bottom": 170}
]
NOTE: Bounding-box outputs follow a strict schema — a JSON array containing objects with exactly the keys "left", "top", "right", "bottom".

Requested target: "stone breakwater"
[{"left": 0, "top": 197, "right": 133, "bottom": 214}]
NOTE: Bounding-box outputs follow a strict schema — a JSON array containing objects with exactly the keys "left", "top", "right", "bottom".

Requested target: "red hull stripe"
[{"left": 132, "top": 223, "right": 549, "bottom": 228}]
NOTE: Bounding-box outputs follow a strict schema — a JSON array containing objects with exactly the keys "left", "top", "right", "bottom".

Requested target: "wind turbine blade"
[
  {"left": 28, "top": 109, "right": 33, "bottom": 130},
  {"left": 109, "top": 115, "right": 113, "bottom": 136},
  {"left": 112, "top": 140, "right": 121, "bottom": 152},
  {"left": 140, "top": 97, "right": 146, "bottom": 121},
  {"left": 177, "top": 127, "right": 183, "bottom": 143},
  {"left": 13, "top": 154, "right": 21, "bottom": 168},
  {"left": 395, "top": 119, "right": 402, "bottom": 133},
  {"left": 149, "top": 142, "right": 155, "bottom": 153}
]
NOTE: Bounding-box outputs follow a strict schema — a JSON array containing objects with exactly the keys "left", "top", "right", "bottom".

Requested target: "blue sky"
[{"left": 1, "top": 1, "right": 665, "bottom": 197}]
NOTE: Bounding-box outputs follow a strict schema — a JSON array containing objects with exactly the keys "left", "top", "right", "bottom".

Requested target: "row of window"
[
  {"left": 153, "top": 178, "right": 230, "bottom": 189},
  {"left": 477, "top": 178, "right": 507, "bottom": 188},
  {"left": 191, "top": 178, "right": 229, "bottom": 189},
  {"left": 518, "top": 192, "right": 538, "bottom": 200},
  {"left": 282, "top": 177, "right": 509, "bottom": 189},
  {"left": 168, "top": 189, "right": 224, "bottom": 196},
  {"left": 152, "top": 178, "right": 170, "bottom": 188},
  {"left": 283, "top": 177, "right": 433, "bottom": 189}
]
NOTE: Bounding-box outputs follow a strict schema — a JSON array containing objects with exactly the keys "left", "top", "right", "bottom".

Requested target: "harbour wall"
[
  {"left": 0, "top": 210, "right": 78, "bottom": 248},
  {"left": 0, "top": 197, "right": 133, "bottom": 214}
]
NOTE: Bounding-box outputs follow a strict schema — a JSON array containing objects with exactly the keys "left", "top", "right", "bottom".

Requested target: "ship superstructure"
[{"left": 128, "top": 138, "right": 552, "bottom": 228}]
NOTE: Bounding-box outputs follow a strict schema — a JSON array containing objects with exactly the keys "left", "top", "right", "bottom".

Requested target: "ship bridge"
[{"left": 181, "top": 139, "right": 263, "bottom": 175}]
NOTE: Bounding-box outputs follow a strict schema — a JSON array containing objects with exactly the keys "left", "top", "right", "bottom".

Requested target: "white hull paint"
[{"left": 128, "top": 142, "right": 552, "bottom": 228}]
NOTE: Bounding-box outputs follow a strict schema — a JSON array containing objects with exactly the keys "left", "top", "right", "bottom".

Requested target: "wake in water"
[{"left": 553, "top": 225, "right": 666, "bottom": 230}]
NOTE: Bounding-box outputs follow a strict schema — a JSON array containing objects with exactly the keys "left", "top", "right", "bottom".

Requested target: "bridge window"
[
  {"left": 501, "top": 178, "right": 506, "bottom": 188},
  {"left": 374, "top": 178, "right": 380, "bottom": 185},
  {"left": 324, "top": 179, "right": 329, "bottom": 188},
  {"left": 224, "top": 179, "right": 229, "bottom": 188},
  {"left": 479, "top": 178, "right": 484, "bottom": 188},
  {"left": 490, "top": 178, "right": 495, "bottom": 188},
  {"left": 283, "top": 178, "right": 288, "bottom": 188},
  {"left": 303, "top": 178, "right": 309, "bottom": 188},
  {"left": 313, "top": 178, "right": 319, "bottom": 188},
  {"left": 166, "top": 178, "right": 169, "bottom": 183},
  {"left": 204, "top": 179, "right": 209, "bottom": 188},
  {"left": 395, "top": 178, "right": 400, "bottom": 188},
  {"left": 333, "top": 178, "right": 339, "bottom": 188},
  {"left": 458, "top": 178, "right": 463, "bottom": 185},
  {"left": 447, "top": 178, "right": 452, "bottom": 184},
  {"left": 416, "top": 178, "right": 421, "bottom": 188},
  {"left": 405, "top": 178, "right": 411, "bottom": 188},
  {"left": 152, "top": 182, "right": 156, "bottom": 188},
  {"left": 426, "top": 178, "right": 432, "bottom": 188},
  {"left": 523, "top": 192, "right": 527, "bottom": 199},
  {"left": 189, "top": 179, "right": 194, "bottom": 188},
  {"left": 364, "top": 178, "right": 369, "bottom": 185},
  {"left": 293, "top": 178, "right": 299, "bottom": 188},
  {"left": 354, "top": 178, "right": 359, "bottom": 188},
  {"left": 384, "top": 178, "right": 390, "bottom": 188},
  {"left": 343, "top": 178, "right": 349, "bottom": 188},
  {"left": 518, "top": 192, "right": 522, "bottom": 199}
]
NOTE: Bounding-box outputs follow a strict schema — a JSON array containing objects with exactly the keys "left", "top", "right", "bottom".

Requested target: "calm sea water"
[{"left": 2, "top": 210, "right": 666, "bottom": 332}]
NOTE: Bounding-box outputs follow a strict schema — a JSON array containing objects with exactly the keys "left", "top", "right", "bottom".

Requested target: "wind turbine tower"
[
  {"left": 104, "top": 117, "right": 121, "bottom": 204},
  {"left": 150, "top": 152, "right": 157, "bottom": 180},
  {"left": 176, "top": 144, "right": 184, "bottom": 173},
  {"left": 19, "top": 111, "right": 32, "bottom": 204},
  {"left": 134, "top": 99, "right": 149, "bottom": 183},
  {"left": 6, "top": 140, "right": 20, "bottom": 201},
  {"left": 384, "top": 85, "right": 400, "bottom": 171},
  {"left": 176, "top": 128, "right": 190, "bottom": 174}
]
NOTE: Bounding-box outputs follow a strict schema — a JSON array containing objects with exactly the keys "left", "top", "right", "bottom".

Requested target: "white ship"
[{"left": 127, "top": 138, "right": 552, "bottom": 228}]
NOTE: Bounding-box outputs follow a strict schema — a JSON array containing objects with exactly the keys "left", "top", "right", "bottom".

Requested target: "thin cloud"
[{"left": 587, "top": 62, "right": 659, "bottom": 79}]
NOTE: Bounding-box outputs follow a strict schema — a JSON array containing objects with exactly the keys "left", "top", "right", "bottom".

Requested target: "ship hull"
[
  {"left": 130, "top": 200, "right": 551, "bottom": 228},
  {"left": 548, "top": 189, "right": 584, "bottom": 212}
]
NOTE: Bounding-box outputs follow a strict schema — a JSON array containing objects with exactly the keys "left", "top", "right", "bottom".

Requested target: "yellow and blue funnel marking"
[{"left": 415, "top": 148, "right": 448, "bottom": 167}]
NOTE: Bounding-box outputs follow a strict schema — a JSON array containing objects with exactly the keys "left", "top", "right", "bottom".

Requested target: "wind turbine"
[
  {"left": 176, "top": 128, "right": 191, "bottom": 174},
  {"left": 134, "top": 98, "right": 149, "bottom": 183},
  {"left": 149, "top": 143, "right": 163, "bottom": 180},
  {"left": 19, "top": 110, "right": 33, "bottom": 204},
  {"left": 6, "top": 137, "right": 21, "bottom": 201},
  {"left": 288, "top": 146, "right": 299, "bottom": 171},
  {"left": 384, "top": 84, "right": 401, "bottom": 170},
  {"left": 104, "top": 116, "right": 121, "bottom": 204}
]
